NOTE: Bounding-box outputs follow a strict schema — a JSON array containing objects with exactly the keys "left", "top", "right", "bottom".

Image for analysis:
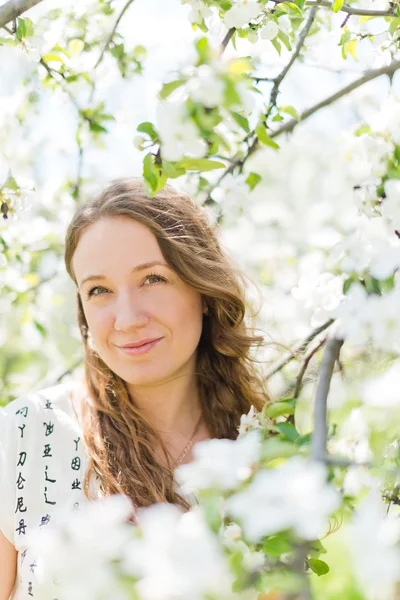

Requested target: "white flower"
[
  {"left": 260, "top": 20, "right": 279, "bottom": 40},
  {"left": 223, "top": 1, "right": 261, "bottom": 29},
  {"left": 291, "top": 272, "right": 345, "bottom": 327},
  {"left": 238, "top": 405, "right": 264, "bottom": 437},
  {"left": 121, "top": 504, "right": 233, "bottom": 600},
  {"left": 156, "top": 102, "right": 208, "bottom": 162},
  {"left": 331, "top": 282, "right": 370, "bottom": 345},
  {"left": 188, "top": 64, "right": 225, "bottom": 108},
  {"left": 226, "top": 457, "right": 340, "bottom": 542},
  {"left": 382, "top": 179, "right": 400, "bottom": 231},
  {"left": 186, "top": 0, "right": 212, "bottom": 24},
  {"left": 175, "top": 430, "right": 262, "bottom": 494},
  {"left": 362, "top": 361, "right": 400, "bottom": 408},
  {"left": 368, "top": 240, "right": 400, "bottom": 280},
  {"left": 344, "top": 133, "right": 393, "bottom": 184},
  {"left": 211, "top": 173, "right": 250, "bottom": 221},
  {"left": 329, "top": 408, "right": 373, "bottom": 464},
  {"left": 346, "top": 491, "right": 400, "bottom": 595},
  {"left": 27, "top": 495, "right": 134, "bottom": 600}
]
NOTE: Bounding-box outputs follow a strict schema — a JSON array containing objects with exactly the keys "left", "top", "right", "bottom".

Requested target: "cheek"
[{"left": 84, "top": 306, "right": 113, "bottom": 336}]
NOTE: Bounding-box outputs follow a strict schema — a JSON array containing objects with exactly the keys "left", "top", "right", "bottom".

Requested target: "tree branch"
[
  {"left": 269, "top": 3, "right": 320, "bottom": 112},
  {"left": 311, "top": 337, "right": 344, "bottom": 461},
  {"left": 211, "top": 57, "right": 400, "bottom": 196},
  {"left": 265, "top": 319, "right": 334, "bottom": 379},
  {"left": 272, "top": 58, "right": 400, "bottom": 138},
  {"left": 0, "top": 0, "right": 43, "bottom": 28},
  {"left": 293, "top": 336, "right": 327, "bottom": 399},
  {"left": 93, "top": 0, "right": 137, "bottom": 70},
  {"left": 220, "top": 27, "right": 235, "bottom": 54},
  {"left": 306, "top": 0, "right": 395, "bottom": 16}
]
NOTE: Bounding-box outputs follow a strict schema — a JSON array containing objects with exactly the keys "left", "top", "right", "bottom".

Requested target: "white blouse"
[{"left": 0, "top": 378, "right": 99, "bottom": 600}]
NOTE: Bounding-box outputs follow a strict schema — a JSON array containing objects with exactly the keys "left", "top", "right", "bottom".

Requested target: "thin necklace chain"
[{"left": 172, "top": 414, "right": 203, "bottom": 469}]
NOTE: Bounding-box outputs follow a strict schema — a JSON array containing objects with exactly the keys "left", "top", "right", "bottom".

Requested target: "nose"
[{"left": 113, "top": 290, "right": 150, "bottom": 332}]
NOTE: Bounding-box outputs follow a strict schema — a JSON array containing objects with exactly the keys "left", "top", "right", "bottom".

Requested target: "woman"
[{"left": 0, "top": 177, "right": 270, "bottom": 600}]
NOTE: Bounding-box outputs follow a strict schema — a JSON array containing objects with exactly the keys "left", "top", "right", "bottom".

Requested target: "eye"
[
  {"left": 86, "top": 285, "right": 109, "bottom": 299},
  {"left": 143, "top": 273, "right": 167, "bottom": 286}
]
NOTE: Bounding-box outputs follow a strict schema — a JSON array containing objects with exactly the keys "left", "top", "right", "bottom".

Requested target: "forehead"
[{"left": 72, "top": 217, "right": 163, "bottom": 276}]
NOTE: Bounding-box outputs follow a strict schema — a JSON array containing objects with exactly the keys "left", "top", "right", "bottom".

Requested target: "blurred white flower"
[
  {"left": 344, "top": 133, "right": 393, "bottom": 184},
  {"left": 156, "top": 102, "right": 207, "bottom": 162},
  {"left": 121, "top": 504, "right": 234, "bottom": 600},
  {"left": 362, "top": 361, "right": 400, "bottom": 408},
  {"left": 27, "top": 495, "right": 134, "bottom": 600},
  {"left": 260, "top": 20, "right": 279, "bottom": 41},
  {"left": 329, "top": 408, "right": 373, "bottom": 464},
  {"left": 223, "top": 1, "right": 261, "bottom": 29},
  {"left": 226, "top": 457, "right": 340, "bottom": 542},
  {"left": 186, "top": 0, "right": 213, "bottom": 24},
  {"left": 175, "top": 430, "right": 262, "bottom": 494},
  {"left": 291, "top": 272, "right": 345, "bottom": 327},
  {"left": 211, "top": 173, "right": 250, "bottom": 222},
  {"left": 382, "top": 179, "right": 400, "bottom": 231},
  {"left": 188, "top": 64, "right": 225, "bottom": 108},
  {"left": 346, "top": 491, "right": 400, "bottom": 595}
]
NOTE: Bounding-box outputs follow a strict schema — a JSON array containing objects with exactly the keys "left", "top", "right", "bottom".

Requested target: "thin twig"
[
  {"left": 220, "top": 27, "right": 235, "bottom": 54},
  {"left": 93, "top": 0, "right": 136, "bottom": 70},
  {"left": 272, "top": 58, "right": 400, "bottom": 138},
  {"left": 265, "top": 319, "right": 334, "bottom": 379},
  {"left": 305, "top": 0, "right": 395, "bottom": 16},
  {"left": 0, "top": 0, "right": 43, "bottom": 28},
  {"left": 293, "top": 336, "right": 327, "bottom": 398},
  {"left": 268, "top": 3, "right": 320, "bottom": 113},
  {"left": 210, "top": 58, "right": 400, "bottom": 197},
  {"left": 311, "top": 337, "right": 344, "bottom": 461}
]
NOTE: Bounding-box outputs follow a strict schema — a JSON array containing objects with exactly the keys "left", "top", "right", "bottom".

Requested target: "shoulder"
[{"left": 0, "top": 377, "right": 86, "bottom": 431}]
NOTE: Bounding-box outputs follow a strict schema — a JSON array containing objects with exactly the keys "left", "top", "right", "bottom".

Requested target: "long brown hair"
[{"left": 64, "top": 177, "right": 270, "bottom": 512}]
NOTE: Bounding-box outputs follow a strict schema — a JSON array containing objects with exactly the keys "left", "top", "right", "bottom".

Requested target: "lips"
[
  {"left": 117, "top": 337, "right": 163, "bottom": 356},
  {"left": 120, "top": 337, "right": 162, "bottom": 348}
]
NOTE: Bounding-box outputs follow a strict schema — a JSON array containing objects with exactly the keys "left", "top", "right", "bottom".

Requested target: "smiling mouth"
[{"left": 117, "top": 338, "right": 163, "bottom": 356}]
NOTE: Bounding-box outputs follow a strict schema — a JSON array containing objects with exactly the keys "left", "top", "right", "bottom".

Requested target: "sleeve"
[{"left": 0, "top": 405, "right": 17, "bottom": 545}]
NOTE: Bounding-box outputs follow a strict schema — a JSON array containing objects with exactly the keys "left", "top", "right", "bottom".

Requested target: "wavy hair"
[{"left": 64, "top": 177, "right": 270, "bottom": 513}]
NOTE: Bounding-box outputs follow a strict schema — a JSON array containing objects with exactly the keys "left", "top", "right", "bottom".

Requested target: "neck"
[{"left": 126, "top": 375, "right": 202, "bottom": 436}]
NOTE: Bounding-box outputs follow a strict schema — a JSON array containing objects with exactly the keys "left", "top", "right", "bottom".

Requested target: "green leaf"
[
  {"left": 224, "top": 79, "right": 242, "bottom": 107},
  {"left": 284, "top": 1, "right": 303, "bottom": 13},
  {"left": 3, "top": 170, "right": 18, "bottom": 191},
  {"left": 178, "top": 158, "right": 225, "bottom": 171},
  {"left": 332, "top": 0, "right": 344, "bottom": 12},
  {"left": 195, "top": 36, "right": 210, "bottom": 63},
  {"left": 255, "top": 123, "right": 280, "bottom": 149},
  {"left": 24, "top": 17, "right": 34, "bottom": 37},
  {"left": 231, "top": 111, "right": 250, "bottom": 132},
  {"left": 162, "top": 160, "right": 186, "bottom": 178},
  {"left": 0, "top": 37, "right": 18, "bottom": 46},
  {"left": 280, "top": 105, "right": 300, "bottom": 121},
  {"left": 137, "top": 121, "right": 158, "bottom": 142},
  {"left": 159, "top": 79, "right": 186, "bottom": 100},
  {"left": 271, "top": 37, "right": 282, "bottom": 55},
  {"left": 265, "top": 401, "right": 295, "bottom": 419},
  {"left": 263, "top": 535, "right": 292, "bottom": 557},
  {"left": 143, "top": 153, "right": 158, "bottom": 192},
  {"left": 278, "top": 30, "right": 292, "bottom": 51},
  {"left": 16, "top": 18, "right": 26, "bottom": 40},
  {"left": 42, "top": 53, "right": 64, "bottom": 63},
  {"left": 275, "top": 422, "right": 300, "bottom": 442},
  {"left": 308, "top": 558, "right": 330, "bottom": 576},
  {"left": 89, "top": 122, "right": 108, "bottom": 133},
  {"left": 245, "top": 172, "right": 262, "bottom": 190},
  {"left": 33, "top": 320, "right": 47, "bottom": 338}
]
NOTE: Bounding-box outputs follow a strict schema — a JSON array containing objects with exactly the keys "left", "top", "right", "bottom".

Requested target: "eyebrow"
[{"left": 79, "top": 261, "right": 171, "bottom": 287}]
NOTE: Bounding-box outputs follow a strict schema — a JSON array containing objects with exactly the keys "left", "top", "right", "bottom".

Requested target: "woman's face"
[{"left": 72, "top": 216, "right": 205, "bottom": 389}]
